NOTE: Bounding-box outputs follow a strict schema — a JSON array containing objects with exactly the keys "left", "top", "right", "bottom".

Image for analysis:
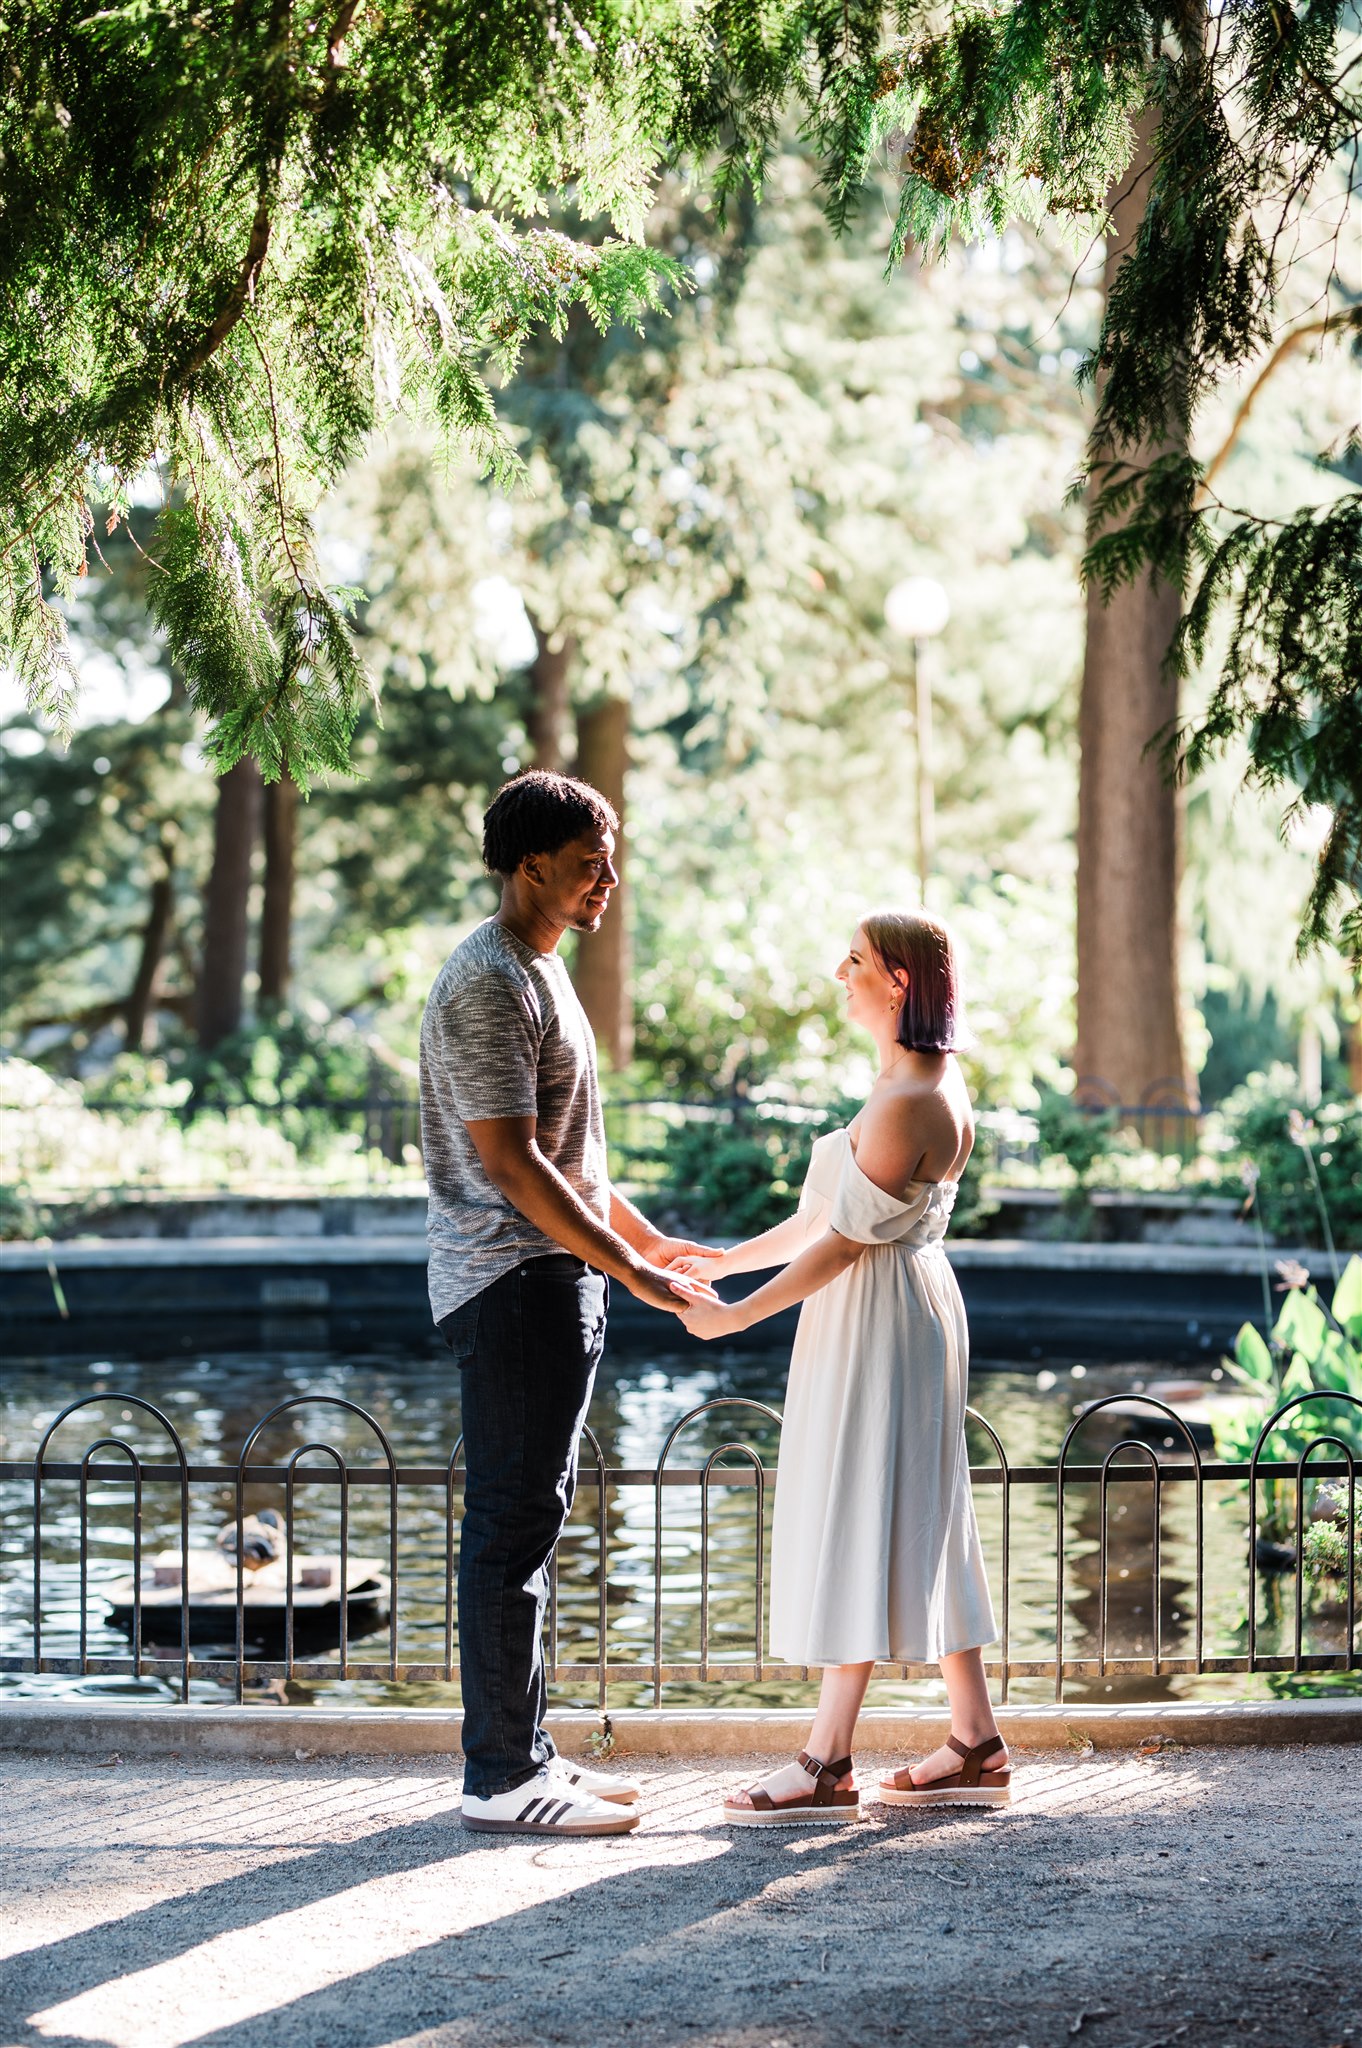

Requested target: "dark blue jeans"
[{"left": 440, "top": 1254, "right": 607, "bottom": 1798}]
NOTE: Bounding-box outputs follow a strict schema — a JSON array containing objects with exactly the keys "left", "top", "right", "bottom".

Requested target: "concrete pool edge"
[
  {"left": 1, "top": 1697, "right": 1358, "bottom": 1760},
  {"left": 5, "top": 1232, "right": 1339, "bottom": 1363}
]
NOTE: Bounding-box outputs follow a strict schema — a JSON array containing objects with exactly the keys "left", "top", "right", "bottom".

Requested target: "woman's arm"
[
  {"left": 674, "top": 1205, "right": 824, "bottom": 1281},
  {"left": 679, "top": 1227, "right": 864, "bottom": 1340}
]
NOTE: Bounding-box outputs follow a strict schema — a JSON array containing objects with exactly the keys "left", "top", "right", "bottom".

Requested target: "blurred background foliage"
[{"left": 1, "top": 137, "right": 1358, "bottom": 1240}]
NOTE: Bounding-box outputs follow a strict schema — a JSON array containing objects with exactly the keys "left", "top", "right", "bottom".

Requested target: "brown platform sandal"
[
  {"left": 723, "top": 1750, "right": 860, "bottom": 1827},
  {"left": 877, "top": 1734, "right": 1011, "bottom": 1809}
]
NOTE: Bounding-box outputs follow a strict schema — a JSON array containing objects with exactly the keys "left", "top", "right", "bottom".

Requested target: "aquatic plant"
[{"left": 1212, "top": 1256, "right": 1362, "bottom": 1465}]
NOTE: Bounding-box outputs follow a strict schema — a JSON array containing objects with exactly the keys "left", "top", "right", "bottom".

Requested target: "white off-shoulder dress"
[{"left": 767, "top": 1126, "right": 997, "bottom": 1666}]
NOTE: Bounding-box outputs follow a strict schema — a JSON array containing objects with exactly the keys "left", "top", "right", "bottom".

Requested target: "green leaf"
[
  {"left": 1280, "top": 1351, "right": 1316, "bottom": 1401},
  {"left": 1229, "top": 1321, "right": 1276, "bottom": 1387},
  {"left": 1332, "top": 1256, "right": 1362, "bottom": 1339},
  {"left": 1275, "top": 1287, "right": 1328, "bottom": 1360}
]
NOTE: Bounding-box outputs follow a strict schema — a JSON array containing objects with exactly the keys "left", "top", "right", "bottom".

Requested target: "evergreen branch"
[
  {"left": 182, "top": 186, "right": 275, "bottom": 379},
  {"left": 242, "top": 315, "right": 311, "bottom": 608},
  {"left": 0, "top": 486, "right": 75, "bottom": 568},
  {"left": 1198, "top": 310, "right": 1359, "bottom": 499},
  {"left": 1171, "top": 493, "right": 1362, "bottom": 962}
]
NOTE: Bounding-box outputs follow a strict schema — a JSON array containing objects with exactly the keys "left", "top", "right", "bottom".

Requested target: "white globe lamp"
[{"left": 884, "top": 575, "right": 951, "bottom": 642}]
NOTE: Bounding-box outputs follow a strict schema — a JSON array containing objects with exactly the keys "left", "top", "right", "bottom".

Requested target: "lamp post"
[{"left": 884, "top": 575, "right": 950, "bottom": 903}]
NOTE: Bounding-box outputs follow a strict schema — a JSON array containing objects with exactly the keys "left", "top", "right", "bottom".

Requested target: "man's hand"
[
  {"left": 621, "top": 1261, "right": 720, "bottom": 1317},
  {"left": 643, "top": 1233, "right": 724, "bottom": 1269},
  {"left": 679, "top": 1295, "right": 746, "bottom": 1342}
]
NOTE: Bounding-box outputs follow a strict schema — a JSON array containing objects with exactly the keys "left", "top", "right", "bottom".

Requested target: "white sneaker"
[
  {"left": 549, "top": 1756, "right": 642, "bottom": 1806},
  {"left": 461, "top": 1765, "right": 640, "bottom": 1836}
]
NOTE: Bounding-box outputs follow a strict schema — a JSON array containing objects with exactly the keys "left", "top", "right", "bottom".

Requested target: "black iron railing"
[{"left": 1, "top": 1389, "right": 1357, "bottom": 1710}]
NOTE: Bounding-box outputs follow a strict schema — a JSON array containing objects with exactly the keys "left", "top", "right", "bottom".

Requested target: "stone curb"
[{"left": 1, "top": 1697, "right": 1358, "bottom": 1761}]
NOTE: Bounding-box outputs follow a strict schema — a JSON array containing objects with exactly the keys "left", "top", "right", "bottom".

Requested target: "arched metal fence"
[{"left": 1, "top": 1387, "right": 1356, "bottom": 1708}]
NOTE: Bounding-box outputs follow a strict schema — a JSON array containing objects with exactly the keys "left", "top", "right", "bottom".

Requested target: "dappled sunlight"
[
  {"left": 1005, "top": 1754, "right": 1215, "bottom": 1816},
  {"left": 8, "top": 1750, "right": 1359, "bottom": 2048},
  {"left": 29, "top": 1824, "right": 730, "bottom": 2048}
]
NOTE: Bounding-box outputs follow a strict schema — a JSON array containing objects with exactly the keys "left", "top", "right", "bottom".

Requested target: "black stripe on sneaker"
[
  {"left": 517, "top": 1796, "right": 548, "bottom": 1823},
  {"left": 542, "top": 1800, "right": 573, "bottom": 1826}
]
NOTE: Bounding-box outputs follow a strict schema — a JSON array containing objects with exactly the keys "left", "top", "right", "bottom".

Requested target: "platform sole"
[
  {"left": 461, "top": 1808, "right": 640, "bottom": 1836},
  {"left": 723, "top": 1802, "right": 861, "bottom": 1827},
  {"left": 876, "top": 1785, "right": 1011, "bottom": 1808}
]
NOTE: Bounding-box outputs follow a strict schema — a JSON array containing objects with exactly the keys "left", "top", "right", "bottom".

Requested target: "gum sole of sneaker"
[
  {"left": 876, "top": 1786, "right": 1010, "bottom": 1808},
  {"left": 461, "top": 1810, "right": 640, "bottom": 1835},
  {"left": 723, "top": 1804, "right": 861, "bottom": 1827}
]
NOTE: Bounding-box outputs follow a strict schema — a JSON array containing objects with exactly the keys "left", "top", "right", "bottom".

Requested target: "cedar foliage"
[{"left": 2, "top": 1, "right": 1359, "bottom": 950}]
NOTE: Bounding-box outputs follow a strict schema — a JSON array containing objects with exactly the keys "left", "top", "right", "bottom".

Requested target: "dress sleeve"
[
  {"left": 829, "top": 1147, "right": 934, "bottom": 1244},
  {"left": 796, "top": 1171, "right": 832, "bottom": 1232}
]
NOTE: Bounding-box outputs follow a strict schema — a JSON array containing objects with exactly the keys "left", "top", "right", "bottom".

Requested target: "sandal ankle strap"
[
  {"left": 795, "top": 1750, "right": 853, "bottom": 1807},
  {"left": 945, "top": 1733, "right": 1007, "bottom": 1786},
  {"left": 797, "top": 1750, "right": 853, "bottom": 1782}
]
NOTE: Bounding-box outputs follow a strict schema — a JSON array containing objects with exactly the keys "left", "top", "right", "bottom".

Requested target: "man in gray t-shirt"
[
  {"left": 420, "top": 770, "right": 715, "bottom": 1837},
  {"left": 422, "top": 916, "right": 611, "bottom": 1321}
]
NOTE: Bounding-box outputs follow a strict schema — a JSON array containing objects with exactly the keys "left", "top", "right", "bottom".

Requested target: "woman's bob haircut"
[{"left": 859, "top": 909, "right": 969, "bottom": 1057}]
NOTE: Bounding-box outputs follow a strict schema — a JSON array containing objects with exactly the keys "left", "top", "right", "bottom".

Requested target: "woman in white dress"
[{"left": 677, "top": 911, "right": 1008, "bottom": 1821}]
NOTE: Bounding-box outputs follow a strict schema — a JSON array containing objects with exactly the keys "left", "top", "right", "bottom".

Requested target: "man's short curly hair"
[{"left": 482, "top": 771, "right": 619, "bottom": 878}]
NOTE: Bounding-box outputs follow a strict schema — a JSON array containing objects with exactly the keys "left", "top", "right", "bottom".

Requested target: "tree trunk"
[
  {"left": 258, "top": 773, "right": 299, "bottom": 1011},
  {"left": 123, "top": 831, "right": 177, "bottom": 1052},
  {"left": 572, "top": 695, "right": 633, "bottom": 1068},
  {"left": 525, "top": 612, "right": 576, "bottom": 772},
  {"left": 196, "top": 757, "right": 263, "bottom": 1050},
  {"left": 1075, "top": 109, "right": 1195, "bottom": 1111}
]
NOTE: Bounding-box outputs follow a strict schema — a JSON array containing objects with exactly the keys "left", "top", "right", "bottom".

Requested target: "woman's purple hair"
[{"left": 860, "top": 910, "right": 968, "bottom": 1055}]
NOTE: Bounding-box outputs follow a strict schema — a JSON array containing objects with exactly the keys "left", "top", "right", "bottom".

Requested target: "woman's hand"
[
  {"left": 667, "top": 1251, "right": 728, "bottom": 1283},
  {"left": 679, "top": 1294, "right": 747, "bottom": 1342}
]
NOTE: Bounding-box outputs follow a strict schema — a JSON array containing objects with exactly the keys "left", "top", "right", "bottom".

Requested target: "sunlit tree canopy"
[{"left": 1, "top": 0, "right": 1358, "bottom": 946}]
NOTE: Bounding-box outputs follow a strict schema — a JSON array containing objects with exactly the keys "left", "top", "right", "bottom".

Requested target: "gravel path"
[{"left": 0, "top": 1744, "right": 1358, "bottom": 2048}]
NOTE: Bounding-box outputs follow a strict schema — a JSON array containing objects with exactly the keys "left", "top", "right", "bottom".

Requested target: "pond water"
[{"left": 1, "top": 1344, "right": 1355, "bottom": 1709}]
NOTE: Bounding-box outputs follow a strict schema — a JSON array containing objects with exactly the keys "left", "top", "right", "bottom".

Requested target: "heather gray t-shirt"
[{"left": 419, "top": 919, "right": 610, "bottom": 1321}]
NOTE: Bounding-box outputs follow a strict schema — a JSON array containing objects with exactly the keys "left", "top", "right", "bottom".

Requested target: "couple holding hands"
[{"left": 419, "top": 770, "right": 1005, "bottom": 1837}]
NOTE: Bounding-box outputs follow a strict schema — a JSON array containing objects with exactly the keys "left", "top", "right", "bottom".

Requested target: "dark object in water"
[
  {"left": 105, "top": 1546, "right": 391, "bottom": 1651},
  {"left": 1078, "top": 1379, "right": 1245, "bottom": 1452}
]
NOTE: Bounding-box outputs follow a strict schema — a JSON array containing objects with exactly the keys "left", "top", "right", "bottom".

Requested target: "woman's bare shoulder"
[
  {"left": 855, "top": 1082, "right": 946, "bottom": 1190},
  {"left": 857, "top": 1067, "right": 971, "bottom": 1187}
]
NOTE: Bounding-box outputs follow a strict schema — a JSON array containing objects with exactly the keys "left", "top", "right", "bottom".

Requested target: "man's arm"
[{"left": 466, "top": 1117, "right": 714, "bottom": 1314}]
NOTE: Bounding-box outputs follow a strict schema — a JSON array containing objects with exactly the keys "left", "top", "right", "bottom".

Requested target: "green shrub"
[
  {"left": 659, "top": 1108, "right": 835, "bottom": 1237},
  {"left": 1032, "top": 1089, "right": 1121, "bottom": 1236},
  {"left": 1220, "top": 1068, "right": 1362, "bottom": 1248},
  {"left": 656, "top": 1093, "right": 998, "bottom": 1240},
  {"left": 176, "top": 1014, "right": 376, "bottom": 1109},
  {"left": 1304, "top": 1483, "right": 1361, "bottom": 1584},
  {"left": 1036, "top": 1091, "right": 1120, "bottom": 1181}
]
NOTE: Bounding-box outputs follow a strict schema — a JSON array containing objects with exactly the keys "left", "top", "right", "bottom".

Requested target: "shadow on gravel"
[
  {"left": 8, "top": 1758, "right": 1353, "bottom": 2048},
  {"left": 6, "top": 1805, "right": 1030, "bottom": 2048}
]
